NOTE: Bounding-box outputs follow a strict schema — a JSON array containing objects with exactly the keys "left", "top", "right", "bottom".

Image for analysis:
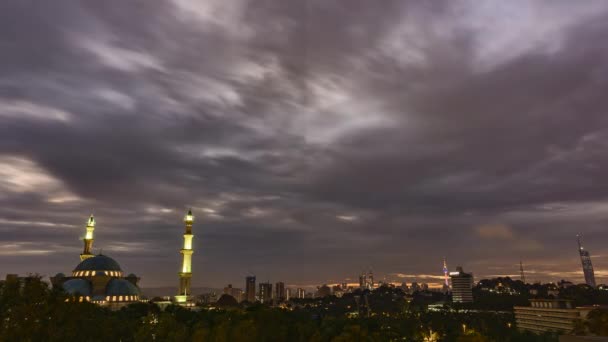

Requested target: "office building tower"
[
  {"left": 296, "top": 288, "right": 306, "bottom": 299},
  {"left": 275, "top": 282, "right": 286, "bottom": 301},
  {"left": 285, "top": 288, "right": 291, "bottom": 301},
  {"left": 577, "top": 235, "right": 596, "bottom": 288},
  {"left": 520, "top": 261, "right": 526, "bottom": 283},
  {"left": 450, "top": 266, "right": 474, "bottom": 303},
  {"left": 245, "top": 276, "right": 256, "bottom": 302},
  {"left": 259, "top": 282, "right": 272, "bottom": 303}
]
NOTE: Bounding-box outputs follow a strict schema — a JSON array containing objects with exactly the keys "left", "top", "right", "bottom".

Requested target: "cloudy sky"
[{"left": 1, "top": 0, "right": 608, "bottom": 289}]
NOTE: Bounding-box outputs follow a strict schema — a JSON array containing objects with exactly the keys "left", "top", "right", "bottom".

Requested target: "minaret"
[
  {"left": 80, "top": 215, "right": 95, "bottom": 261},
  {"left": 519, "top": 261, "right": 526, "bottom": 283},
  {"left": 577, "top": 234, "right": 596, "bottom": 288},
  {"left": 176, "top": 209, "right": 194, "bottom": 303}
]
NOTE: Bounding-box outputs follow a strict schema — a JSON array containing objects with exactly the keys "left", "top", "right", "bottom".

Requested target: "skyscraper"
[
  {"left": 577, "top": 235, "right": 596, "bottom": 288},
  {"left": 175, "top": 209, "right": 194, "bottom": 303},
  {"left": 296, "top": 288, "right": 306, "bottom": 299},
  {"left": 245, "top": 276, "right": 256, "bottom": 302},
  {"left": 275, "top": 282, "right": 286, "bottom": 301},
  {"left": 520, "top": 261, "right": 526, "bottom": 283},
  {"left": 359, "top": 273, "right": 366, "bottom": 288},
  {"left": 259, "top": 282, "right": 272, "bottom": 303},
  {"left": 80, "top": 215, "right": 95, "bottom": 261},
  {"left": 450, "top": 266, "right": 474, "bottom": 303}
]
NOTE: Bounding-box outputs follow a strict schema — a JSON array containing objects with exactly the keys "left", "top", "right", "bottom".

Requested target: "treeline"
[{"left": 0, "top": 276, "right": 560, "bottom": 341}]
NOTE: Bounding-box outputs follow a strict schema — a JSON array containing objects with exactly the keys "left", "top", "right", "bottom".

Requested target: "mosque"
[
  {"left": 50, "top": 215, "right": 141, "bottom": 308},
  {"left": 50, "top": 210, "right": 196, "bottom": 308}
]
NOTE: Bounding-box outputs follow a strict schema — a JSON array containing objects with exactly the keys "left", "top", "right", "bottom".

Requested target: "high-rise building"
[
  {"left": 175, "top": 209, "right": 195, "bottom": 303},
  {"left": 577, "top": 235, "right": 596, "bottom": 288},
  {"left": 296, "top": 288, "right": 306, "bottom": 299},
  {"left": 259, "top": 282, "right": 272, "bottom": 303},
  {"left": 520, "top": 261, "right": 526, "bottom": 284},
  {"left": 317, "top": 284, "right": 331, "bottom": 298},
  {"left": 245, "top": 276, "right": 256, "bottom": 302},
  {"left": 80, "top": 215, "right": 95, "bottom": 261},
  {"left": 285, "top": 288, "right": 292, "bottom": 301},
  {"left": 224, "top": 284, "right": 243, "bottom": 302},
  {"left": 275, "top": 282, "right": 286, "bottom": 301},
  {"left": 450, "top": 266, "right": 474, "bottom": 303},
  {"left": 359, "top": 273, "right": 366, "bottom": 288}
]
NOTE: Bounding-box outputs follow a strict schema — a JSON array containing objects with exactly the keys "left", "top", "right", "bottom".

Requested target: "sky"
[{"left": 1, "top": 0, "right": 608, "bottom": 289}]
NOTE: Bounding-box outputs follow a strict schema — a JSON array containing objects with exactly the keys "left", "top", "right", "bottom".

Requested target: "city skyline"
[{"left": 1, "top": 1, "right": 608, "bottom": 288}]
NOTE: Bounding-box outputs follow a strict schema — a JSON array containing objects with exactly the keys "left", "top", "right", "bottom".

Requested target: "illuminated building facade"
[
  {"left": 51, "top": 215, "right": 141, "bottom": 309},
  {"left": 245, "top": 276, "right": 256, "bottom": 302},
  {"left": 514, "top": 299, "right": 596, "bottom": 334},
  {"left": 450, "top": 266, "right": 474, "bottom": 303},
  {"left": 577, "top": 235, "right": 596, "bottom": 288},
  {"left": 175, "top": 209, "right": 195, "bottom": 303},
  {"left": 259, "top": 282, "right": 272, "bottom": 303}
]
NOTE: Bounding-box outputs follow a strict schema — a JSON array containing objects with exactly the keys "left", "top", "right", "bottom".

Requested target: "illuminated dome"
[
  {"left": 74, "top": 254, "right": 122, "bottom": 271},
  {"left": 62, "top": 278, "right": 91, "bottom": 296},
  {"left": 106, "top": 279, "right": 140, "bottom": 296}
]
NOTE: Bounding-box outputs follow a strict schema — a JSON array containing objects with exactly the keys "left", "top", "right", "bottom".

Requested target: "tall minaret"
[
  {"left": 176, "top": 209, "right": 194, "bottom": 303},
  {"left": 80, "top": 215, "right": 95, "bottom": 261}
]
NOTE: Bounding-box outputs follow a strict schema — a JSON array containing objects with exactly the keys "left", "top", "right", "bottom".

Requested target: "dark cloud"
[{"left": 1, "top": 0, "right": 607, "bottom": 288}]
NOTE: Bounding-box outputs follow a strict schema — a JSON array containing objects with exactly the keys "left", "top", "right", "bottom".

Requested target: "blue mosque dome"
[
  {"left": 106, "top": 279, "right": 140, "bottom": 296},
  {"left": 74, "top": 255, "right": 122, "bottom": 272},
  {"left": 62, "top": 278, "right": 91, "bottom": 296}
]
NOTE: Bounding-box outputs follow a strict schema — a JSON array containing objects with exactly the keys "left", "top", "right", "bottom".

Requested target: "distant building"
[
  {"left": 410, "top": 282, "right": 420, "bottom": 293},
  {"left": 275, "top": 282, "right": 286, "bottom": 301},
  {"left": 245, "top": 276, "right": 256, "bottom": 302},
  {"left": 577, "top": 235, "right": 596, "bottom": 288},
  {"left": 359, "top": 273, "right": 366, "bottom": 288},
  {"left": 296, "top": 288, "right": 306, "bottom": 299},
  {"left": 317, "top": 284, "right": 331, "bottom": 297},
  {"left": 285, "top": 288, "right": 292, "bottom": 301},
  {"left": 259, "top": 282, "right": 272, "bottom": 303},
  {"left": 223, "top": 284, "right": 243, "bottom": 302},
  {"left": 514, "top": 299, "right": 596, "bottom": 334},
  {"left": 450, "top": 266, "right": 473, "bottom": 303}
]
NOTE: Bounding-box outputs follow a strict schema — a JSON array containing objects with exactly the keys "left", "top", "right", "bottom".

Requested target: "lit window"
[
  {"left": 112, "top": 296, "right": 117, "bottom": 301},
  {"left": 91, "top": 271, "right": 96, "bottom": 276},
  {"left": 85, "top": 271, "right": 89, "bottom": 276},
  {"left": 106, "top": 296, "right": 110, "bottom": 301},
  {"left": 79, "top": 297, "right": 83, "bottom": 302},
  {"left": 86, "top": 296, "right": 90, "bottom": 301},
  {"left": 119, "top": 296, "right": 123, "bottom": 301}
]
